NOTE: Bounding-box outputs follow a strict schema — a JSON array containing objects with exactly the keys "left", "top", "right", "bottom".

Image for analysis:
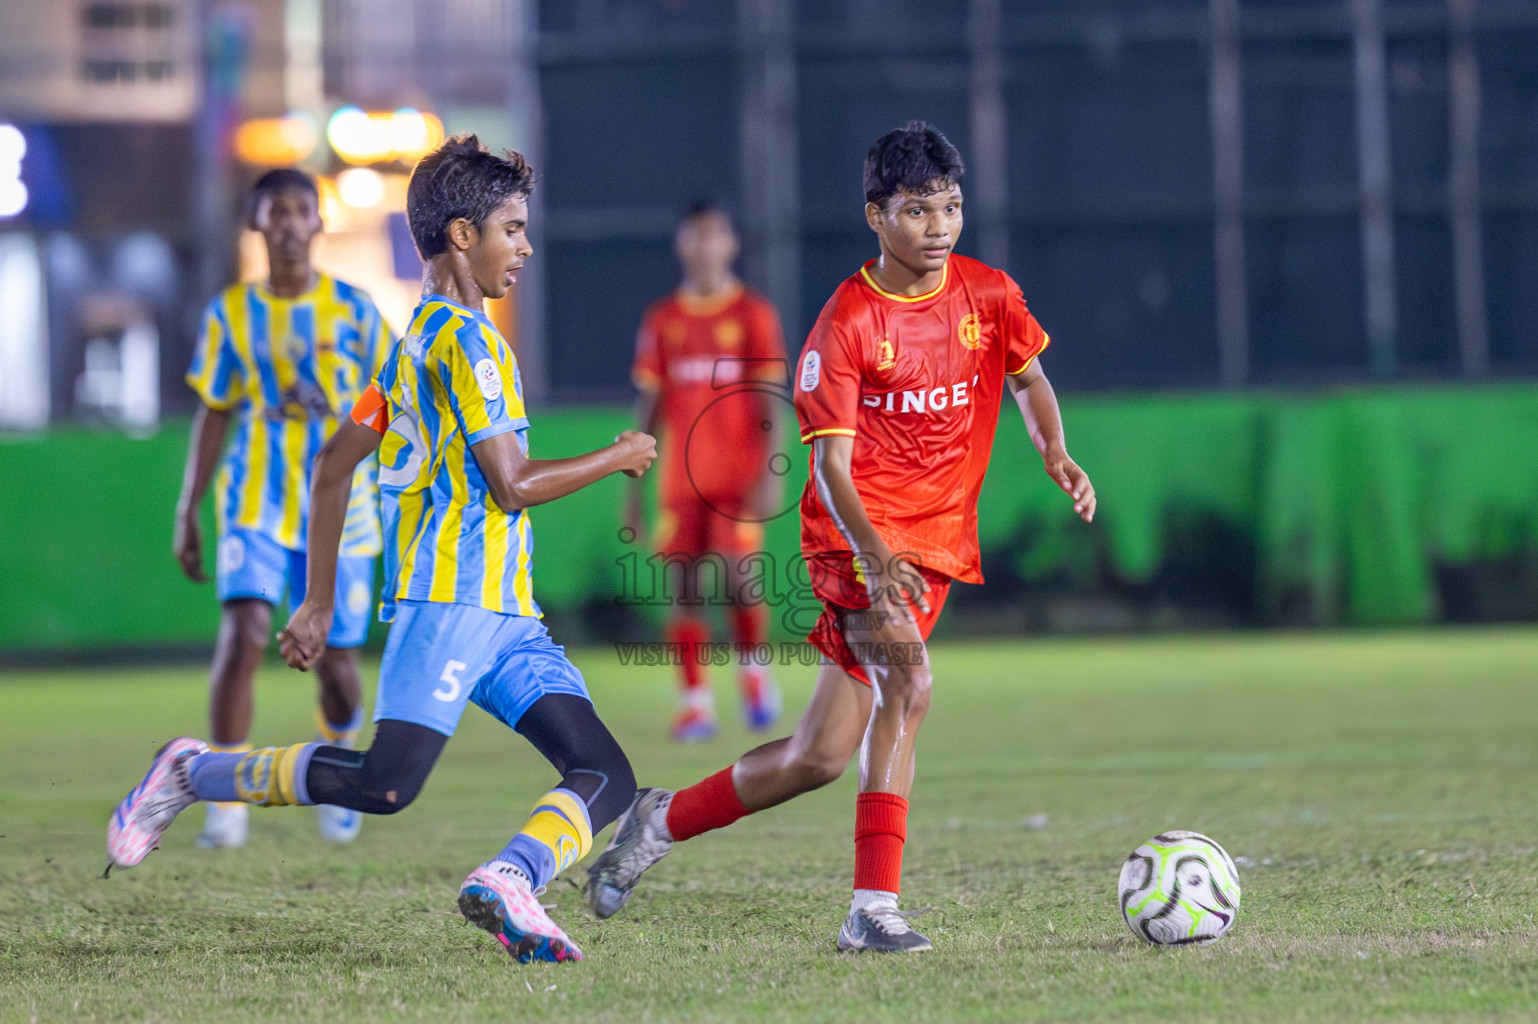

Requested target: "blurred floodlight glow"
[
  {"left": 0, "top": 124, "right": 24, "bottom": 217},
  {"left": 233, "top": 114, "right": 317, "bottom": 165},
  {"left": 386, "top": 109, "right": 444, "bottom": 160},
  {"left": 336, "top": 167, "right": 386, "bottom": 208},
  {"left": 0, "top": 181, "right": 24, "bottom": 218},
  {"left": 327, "top": 106, "right": 442, "bottom": 164},
  {"left": 0, "top": 124, "right": 25, "bottom": 169},
  {"left": 327, "top": 107, "right": 386, "bottom": 164}
]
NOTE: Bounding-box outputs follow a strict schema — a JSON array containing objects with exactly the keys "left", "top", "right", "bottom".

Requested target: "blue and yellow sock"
[
  {"left": 494, "top": 788, "right": 594, "bottom": 891},
  {"left": 198, "top": 743, "right": 251, "bottom": 811},
  {"left": 315, "top": 707, "right": 364, "bottom": 748},
  {"left": 187, "top": 743, "right": 320, "bottom": 806}
]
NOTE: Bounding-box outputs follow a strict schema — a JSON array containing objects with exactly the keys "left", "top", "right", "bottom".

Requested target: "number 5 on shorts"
[{"left": 435, "top": 660, "right": 467, "bottom": 703}]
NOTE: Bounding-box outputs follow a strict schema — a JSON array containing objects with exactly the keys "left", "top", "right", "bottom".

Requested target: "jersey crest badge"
[
  {"left": 876, "top": 337, "right": 896, "bottom": 371},
  {"left": 958, "top": 312, "right": 982, "bottom": 350},
  {"left": 714, "top": 320, "right": 744, "bottom": 349}
]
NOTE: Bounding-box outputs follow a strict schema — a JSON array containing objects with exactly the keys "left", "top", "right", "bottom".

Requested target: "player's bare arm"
[
  {"left": 624, "top": 382, "right": 660, "bottom": 538},
  {"left": 278, "top": 418, "right": 383, "bottom": 670},
  {"left": 475, "top": 428, "right": 656, "bottom": 516},
  {"left": 1007, "top": 361, "right": 1096, "bottom": 523},
  {"left": 811, "top": 434, "right": 931, "bottom": 621},
  {"left": 173, "top": 403, "right": 231, "bottom": 582}
]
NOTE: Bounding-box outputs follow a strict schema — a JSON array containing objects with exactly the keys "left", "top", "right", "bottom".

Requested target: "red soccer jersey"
[
  {"left": 793, "top": 254, "right": 1051, "bottom": 583},
  {"left": 633, "top": 283, "right": 787, "bottom": 507}
]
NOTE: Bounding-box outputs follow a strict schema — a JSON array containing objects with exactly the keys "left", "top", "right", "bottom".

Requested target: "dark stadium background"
[{"left": 2, "top": 0, "right": 1537, "bottom": 656}]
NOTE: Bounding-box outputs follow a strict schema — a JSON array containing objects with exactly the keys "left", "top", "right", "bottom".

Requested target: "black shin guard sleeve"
[
  {"left": 304, "top": 719, "right": 449, "bottom": 814},
  {"left": 515, "top": 694, "right": 638, "bottom": 832}
]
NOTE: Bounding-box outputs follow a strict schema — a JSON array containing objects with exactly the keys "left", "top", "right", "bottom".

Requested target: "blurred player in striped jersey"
[
  {"left": 628, "top": 203, "right": 787, "bottom": 741},
  {"left": 174, "top": 169, "right": 392, "bottom": 849},
  {"left": 588, "top": 122, "right": 1097, "bottom": 952},
  {"left": 111, "top": 135, "right": 657, "bottom": 965}
]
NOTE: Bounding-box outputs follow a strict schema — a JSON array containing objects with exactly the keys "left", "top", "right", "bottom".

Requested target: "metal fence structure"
[
  {"left": 501, "top": 0, "right": 1538, "bottom": 399},
  {"left": 5, "top": 0, "right": 1537, "bottom": 413}
]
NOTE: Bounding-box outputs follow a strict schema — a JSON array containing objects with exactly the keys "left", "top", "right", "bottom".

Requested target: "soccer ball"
[{"left": 1118, "top": 830, "right": 1241, "bottom": 945}]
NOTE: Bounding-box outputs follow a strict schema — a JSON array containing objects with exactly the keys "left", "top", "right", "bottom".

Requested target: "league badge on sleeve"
[
  {"left": 474, "top": 358, "right": 504, "bottom": 401},
  {"left": 799, "top": 350, "right": 821, "bottom": 392}
]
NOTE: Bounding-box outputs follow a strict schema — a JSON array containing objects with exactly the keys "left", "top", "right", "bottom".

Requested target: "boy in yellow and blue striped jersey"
[
  {"left": 173, "top": 169, "right": 393, "bottom": 850},
  {"left": 111, "top": 136, "right": 658, "bottom": 966}
]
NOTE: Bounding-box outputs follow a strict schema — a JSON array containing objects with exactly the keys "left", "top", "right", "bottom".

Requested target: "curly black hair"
[
  {"left": 406, "top": 133, "right": 536, "bottom": 259},
  {"left": 863, "top": 121, "right": 965, "bottom": 207},
  {"left": 246, "top": 167, "right": 317, "bottom": 221}
]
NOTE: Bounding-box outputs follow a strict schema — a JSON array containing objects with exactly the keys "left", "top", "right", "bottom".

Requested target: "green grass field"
[{"left": 3, "top": 629, "right": 1538, "bottom": 1022}]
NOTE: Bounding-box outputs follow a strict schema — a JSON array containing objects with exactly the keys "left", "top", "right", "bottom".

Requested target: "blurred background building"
[
  {"left": 2, "top": 0, "right": 1537, "bottom": 654},
  {"left": 1, "top": 0, "right": 1535, "bottom": 415}
]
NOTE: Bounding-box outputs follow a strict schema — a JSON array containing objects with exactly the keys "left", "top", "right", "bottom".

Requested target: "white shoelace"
[
  {"left": 490, "top": 861, "right": 547, "bottom": 898},
  {"left": 860, "top": 903, "right": 933, "bottom": 935}
]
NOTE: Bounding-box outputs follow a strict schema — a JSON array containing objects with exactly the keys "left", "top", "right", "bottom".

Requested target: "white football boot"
[
  {"left": 837, "top": 894, "right": 934, "bottom": 953},
  {"left": 196, "top": 802, "right": 250, "bottom": 849},
  {"left": 316, "top": 803, "right": 361, "bottom": 843},
  {"left": 458, "top": 861, "right": 583, "bottom": 963},
  {"left": 106, "top": 738, "right": 208, "bottom": 870}
]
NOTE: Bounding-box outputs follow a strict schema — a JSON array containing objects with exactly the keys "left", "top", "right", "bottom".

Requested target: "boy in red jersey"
[
  {"left": 588, "top": 122, "right": 1096, "bottom": 953},
  {"left": 628, "top": 203, "right": 788, "bottom": 741}
]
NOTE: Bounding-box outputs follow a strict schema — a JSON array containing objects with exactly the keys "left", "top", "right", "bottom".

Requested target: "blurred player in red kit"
[
  {"left": 590, "top": 122, "right": 1097, "bottom": 953},
  {"left": 628, "top": 203, "right": 788, "bottom": 741}
]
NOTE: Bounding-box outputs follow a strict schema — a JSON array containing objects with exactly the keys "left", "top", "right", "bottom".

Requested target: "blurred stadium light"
[
  {"left": 0, "top": 232, "right": 48, "bottom": 429},
  {"left": 0, "top": 123, "right": 27, "bottom": 218},
  {"left": 0, "top": 0, "right": 1531, "bottom": 416}
]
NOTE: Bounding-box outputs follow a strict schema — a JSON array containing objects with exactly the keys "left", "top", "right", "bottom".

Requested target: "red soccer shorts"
[
  {"left": 654, "top": 497, "right": 764, "bottom": 559},
  {"left": 804, "top": 551, "right": 952, "bottom": 686}
]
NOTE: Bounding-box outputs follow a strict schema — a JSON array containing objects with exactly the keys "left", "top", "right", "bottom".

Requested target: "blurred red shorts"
[{"left": 654, "top": 497, "right": 764, "bottom": 558}]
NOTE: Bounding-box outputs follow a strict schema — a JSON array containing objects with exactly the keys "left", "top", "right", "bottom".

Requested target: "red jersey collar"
[{"left": 857, "top": 259, "right": 949, "bottom": 303}]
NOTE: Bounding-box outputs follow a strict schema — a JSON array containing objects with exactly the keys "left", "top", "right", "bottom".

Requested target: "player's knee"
[
  {"left": 315, "top": 647, "right": 360, "bottom": 689},
  {"left": 224, "top": 600, "right": 272, "bottom": 652},
  {"left": 367, "top": 771, "right": 426, "bottom": 813},
  {"left": 880, "top": 665, "right": 932, "bottom": 720}
]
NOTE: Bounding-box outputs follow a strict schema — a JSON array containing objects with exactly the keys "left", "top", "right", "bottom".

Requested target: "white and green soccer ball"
[{"left": 1118, "top": 830, "right": 1241, "bottom": 945}]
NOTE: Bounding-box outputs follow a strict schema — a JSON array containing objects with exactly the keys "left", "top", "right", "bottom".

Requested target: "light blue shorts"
[
  {"left": 215, "top": 528, "right": 376, "bottom": 649},
  {"left": 373, "top": 600, "right": 591, "bottom": 737}
]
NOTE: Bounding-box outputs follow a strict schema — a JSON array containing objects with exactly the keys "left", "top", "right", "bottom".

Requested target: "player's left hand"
[
  {"left": 1044, "top": 448, "right": 1096, "bottom": 523},
  {"left": 277, "top": 600, "right": 332, "bottom": 671}
]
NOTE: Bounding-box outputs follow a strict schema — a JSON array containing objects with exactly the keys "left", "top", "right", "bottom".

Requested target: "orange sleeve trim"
[
  {"left": 349, "top": 383, "right": 389, "bottom": 434},
  {"left": 631, "top": 368, "right": 662, "bottom": 391},
  {"left": 1005, "top": 333, "right": 1051, "bottom": 376},
  {"left": 799, "top": 427, "right": 858, "bottom": 442}
]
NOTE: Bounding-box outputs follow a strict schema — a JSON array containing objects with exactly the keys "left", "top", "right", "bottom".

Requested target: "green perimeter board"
[{"left": 3, "top": 385, "right": 1538, "bottom": 651}]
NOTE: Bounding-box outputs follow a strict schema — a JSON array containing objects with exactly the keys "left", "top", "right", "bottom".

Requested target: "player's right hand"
[
  {"left": 277, "top": 600, "right": 332, "bottom": 671},
  {"left": 616, "top": 430, "right": 658, "bottom": 479},
  {"left": 173, "top": 510, "right": 207, "bottom": 583},
  {"left": 866, "top": 555, "right": 931, "bottom": 626}
]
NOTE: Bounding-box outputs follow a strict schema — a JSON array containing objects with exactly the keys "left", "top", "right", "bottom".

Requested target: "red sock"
[
  {"left": 665, "top": 766, "right": 750, "bottom": 841},
  {"left": 666, "top": 618, "right": 709, "bottom": 694},
  {"left": 729, "top": 603, "right": 766, "bottom": 649},
  {"left": 853, "top": 792, "right": 909, "bottom": 894}
]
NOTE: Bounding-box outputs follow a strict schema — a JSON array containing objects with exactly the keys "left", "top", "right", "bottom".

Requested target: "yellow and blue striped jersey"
[
  {"left": 374, "top": 295, "right": 537, "bottom": 621},
  {"left": 187, "top": 274, "right": 393, "bottom": 557}
]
